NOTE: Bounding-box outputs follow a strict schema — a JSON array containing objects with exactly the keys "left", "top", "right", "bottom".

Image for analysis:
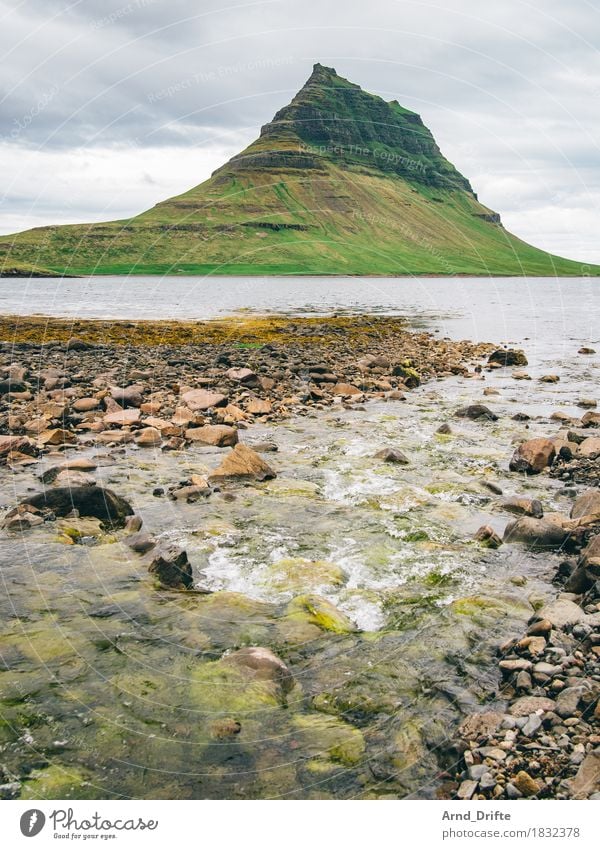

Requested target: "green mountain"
[{"left": 1, "top": 63, "right": 595, "bottom": 277}]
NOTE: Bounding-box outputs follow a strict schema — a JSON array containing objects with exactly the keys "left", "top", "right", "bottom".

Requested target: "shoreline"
[{"left": 0, "top": 313, "right": 598, "bottom": 800}]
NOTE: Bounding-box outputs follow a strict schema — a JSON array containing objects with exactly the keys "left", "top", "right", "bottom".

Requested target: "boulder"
[
  {"left": 501, "top": 497, "right": 543, "bottom": 518},
  {"left": 534, "top": 598, "right": 587, "bottom": 628},
  {"left": 245, "top": 398, "right": 272, "bottom": 415},
  {"left": 455, "top": 404, "right": 498, "bottom": 421},
  {"left": 53, "top": 469, "right": 96, "bottom": 487},
  {"left": 223, "top": 647, "right": 293, "bottom": 694},
  {"left": 19, "top": 485, "right": 133, "bottom": 526},
  {"left": 509, "top": 438, "right": 555, "bottom": 474},
  {"left": 110, "top": 385, "right": 144, "bottom": 408},
  {"left": 135, "top": 427, "right": 162, "bottom": 447},
  {"left": 509, "top": 695, "right": 556, "bottom": 716},
  {"left": 581, "top": 535, "right": 600, "bottom": 567},
  {"left": 578, "top": 437, "right": 600, "bottom": 458},
  {"left": 571, "top": 489, "right": 600, "bottom": 520},
  {"left": 285, "top": 594, "right": 355, "bottom": 634},
  {"left": 37, "top": 428, "right": 76, "bottom": 446},
  {"left": 0, "top": 435, "right": 36, "bottom": 458},
  {"left": 0, "top": 379, "right": 26, "bottom": 394},
  {"left": 125, "top": 532, "right": 156, "bottom": 554},
  {"left": 148, "top": 543, "right": 194, "bottom": 589},
  {"left": 41, "top": 457, "right": 97, "bottom": 483},
  {"left": 208, "top": 443, "right": 276, "bottom": 481},
  {"left": 331, "top": 383, "right": 362, "bottom": 396},
  {"left": 104, "top": 408, "right": 141, "bottom": 426},
  {"left": 185, "top": 425, "right": 238, "bottom": 447},
  {"left": 72, "top": 397, "right": 100, "bottom": 412},
  {"left": 581, "top": 411, "right": 600, "bottom": 428},
  {"left": 181, "top": 389, "right": 227, "bottom": 412},
  {"left": 459, "top": 711, "right": 505, "bottom": 741},
  {"left": 488, "top": 348, "right": 528, "bottom": 367},
  {"left": 375, "top": 448, "right": 409, "bottom": 464},
  {"left": 503, "top": 517, "right": 570, "bottom": 550},
  {"left": 225, "top": 367, "right": 258, "bottom": 385},
  {"left": 474, "top": 525, "right": 502, "bottom": 548},
  {"left": 570, "top": 749, "right": 600, "bottom": 799}
]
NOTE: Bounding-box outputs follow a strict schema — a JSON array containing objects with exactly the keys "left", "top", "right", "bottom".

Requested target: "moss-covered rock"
[
  {"left": 285, "top": 594, "right": 356, "bottom": 634},
  {"left": 292, "top": 713, "right": 365, "bottom": 768}
]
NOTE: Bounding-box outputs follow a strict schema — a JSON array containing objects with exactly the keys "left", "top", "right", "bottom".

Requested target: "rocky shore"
[
  {"left": 0, "top": 313, "right": 598, "bottom": 800},
  {"left": 451, "top": 425, "right": 600, "bottom": 800}
]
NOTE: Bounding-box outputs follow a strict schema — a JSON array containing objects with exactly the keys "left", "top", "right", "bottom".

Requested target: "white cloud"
[{"left": 0, "top": 0, "right": 598, "bottom": 261}]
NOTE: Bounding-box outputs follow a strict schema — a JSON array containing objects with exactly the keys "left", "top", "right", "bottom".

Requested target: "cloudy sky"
[{"left": 1, "top": 0, "right": 599, "bottom": 261}]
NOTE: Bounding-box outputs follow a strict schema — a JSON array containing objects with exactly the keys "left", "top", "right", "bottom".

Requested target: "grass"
[{"left": 1, "top": 64, "right": 597, "bottom": 278}]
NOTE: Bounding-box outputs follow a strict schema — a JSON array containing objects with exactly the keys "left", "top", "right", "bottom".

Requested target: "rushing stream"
[{"left": 0, "top": 279, "right": 598, "bottom": 799}]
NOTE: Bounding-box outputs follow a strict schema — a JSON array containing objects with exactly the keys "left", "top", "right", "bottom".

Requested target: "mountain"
[{"left": 0, "top": 63, "right": 595, "bottom": 277}]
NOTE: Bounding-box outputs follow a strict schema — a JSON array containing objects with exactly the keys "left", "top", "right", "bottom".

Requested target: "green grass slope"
[{"left": 1, "top": 64, "right": 596, "bottom": 277}]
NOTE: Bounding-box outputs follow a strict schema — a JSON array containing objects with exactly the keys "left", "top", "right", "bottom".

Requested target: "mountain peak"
[{"left": 220, "top": 63, "right": 473, "bottom": 192}]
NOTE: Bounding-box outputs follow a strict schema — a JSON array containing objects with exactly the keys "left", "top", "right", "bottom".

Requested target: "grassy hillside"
[{"left": 1, "top": 64, "right": 596, "bottom": 277}]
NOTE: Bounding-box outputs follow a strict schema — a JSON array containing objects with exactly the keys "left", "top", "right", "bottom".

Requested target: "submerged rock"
[
  {"left": 285, "top": 594, "right": 356, "bottom": 634},
  {"left": 503, "top": 517, "right": 570, "bottom": 550},
  {"left": 223, "top": 646, "right": 294, "bottom": 694},
  {"left": 15, "top": 484, "right": 133, "bottom": 526}
]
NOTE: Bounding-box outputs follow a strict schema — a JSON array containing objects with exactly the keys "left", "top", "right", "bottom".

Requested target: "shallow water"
[
  {"left": 0, "top": 280, "right": 598, "bottom": 798},
  {"left": 0, "top": 275, "right": 598, "bottom": 352}
]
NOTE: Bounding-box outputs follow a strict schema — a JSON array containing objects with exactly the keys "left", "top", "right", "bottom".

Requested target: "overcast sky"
[{"left": 1, "top": 0, "right": 599, "bottom": 261}]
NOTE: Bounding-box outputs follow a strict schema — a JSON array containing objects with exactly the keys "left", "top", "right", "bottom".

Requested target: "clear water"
[{"left": 0, "top": 276, "right": 598, "bottom": 799}]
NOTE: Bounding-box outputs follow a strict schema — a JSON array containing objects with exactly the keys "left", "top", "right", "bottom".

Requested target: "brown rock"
[
  {"left": 578, "top": 436, "right": 600, "bottom": 458},
  {"left": 571, "top": 489, "right": 600, "bottom": 520},
  {"left": 225, "top": 367, "right": 258, "bottom": 384},
  {"left": 501, "top": 497, "right": 543, "bottom": 518},
  {"left": 148, "top": 543, "right": 193, "bottom": 590},
  {"left": 209, "top": 443, "right": 276, "bottom": 481},
  {"left": 474, "top": 525, "right": 502, "bottom": 548},
  {"left": 459, "top": 711, "right": 505, "bottom": 741},
  {"left": 181, "top": 389, "right": 227, "bottom": 411},
  {"left": 72, "top": 397, "right": 100, "bottom": 412},
  {"left": 570, "top": 750, "right": 600, "bottom": 799},
  {"left": 510, "top": 695, "right": 556, "bottom": 716},
  {"left": 104, "top": 407, "right": 141, "bottom": 426},
  {"left": 245, "top": 398, "right": 272, "bottom": 415},
  {"left": 223, "top": 646, "right": 293, "bottom": 693},
  {"left": 509, "top": 438, "right": 555, "bottom": 474},
  {"left": 37, "top": 428, "right": 76, "bottom": 446},
  {"left": 135, "top": 427, "right": 162, "bottom": 447},
  {"left": 331, "top": 383, "right": 362, "bottom": 396},
  {"left": 513, "top": 770, "right": 540, "bottom": 797},
  {"left": 185, "top": 425, "right": 238, "bottom": 447},
  {"left": 503, "top": 516, "right": 570, "bottom": 550}
]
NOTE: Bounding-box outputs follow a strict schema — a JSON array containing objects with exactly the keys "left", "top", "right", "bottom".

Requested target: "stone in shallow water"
[
  {"left": 223, "top": 646, "right": 294, "bottom": 694},
  {"left": 285, "top": 594, "right": 355, "bottom": 634},
  {"left": 375, "top": 447, "right": 409, "bottom": 464},
  {"left": 18, "top": 484, "right": 133, "bottom": 526},
  {"left": 455, "top": 404, "right": 498, "bottom": 421},
  {"left": 148, "top": 543, "right": 194, "bottom": 590},
  {"left": 209, "top": 443, "right": 276, "bottom": 481}
]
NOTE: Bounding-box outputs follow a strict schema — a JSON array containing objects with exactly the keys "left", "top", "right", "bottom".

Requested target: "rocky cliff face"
[{"left": 220, "top": 64, "right": 472, "bottom": 191}]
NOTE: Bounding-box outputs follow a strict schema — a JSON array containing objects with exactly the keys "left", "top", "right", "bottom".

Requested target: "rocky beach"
[{"left": 0, "top": 311, "right": 598, "bottom": 800}]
